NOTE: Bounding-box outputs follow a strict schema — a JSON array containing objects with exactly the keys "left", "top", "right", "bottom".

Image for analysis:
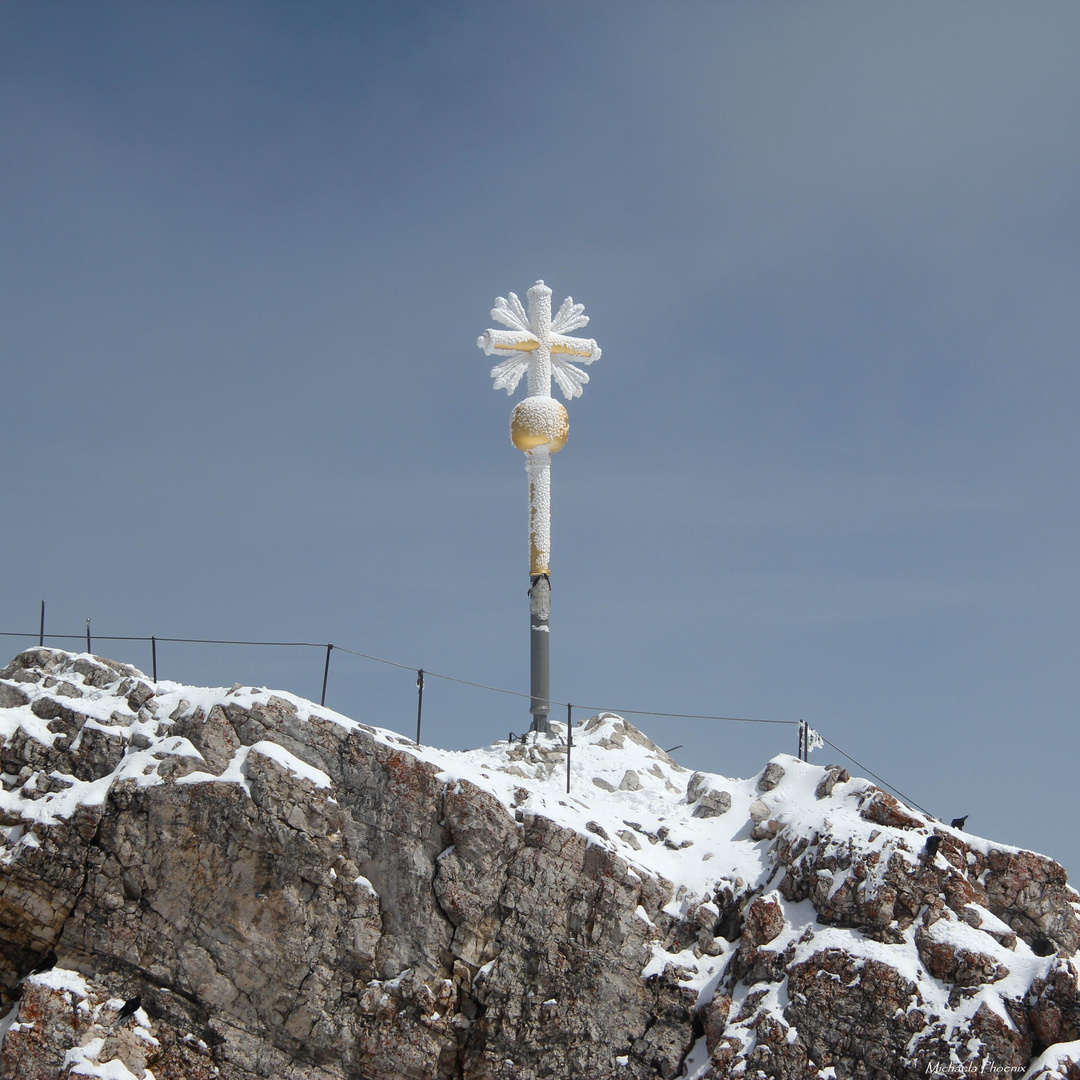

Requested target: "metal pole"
[
  {"left": 566, "top": 702, "right": 572, "bottom": 794},
  {"left": 39, "top": 601, "right": 45, "bottom": 647},
  {"left": 529, "top": 573, "right": 551, "bottom": 734},
  {"left": 320, "top": 644, "right": 333, "bottom": 706},
  {"left": 416, "top": 669, "right": 425, "bottom": 744},
  {"left": 151, "top": 636, "right": 157, "bottom": 682},
  {"left": 86, "top": 619, "right": 91, "bottom": 654}
]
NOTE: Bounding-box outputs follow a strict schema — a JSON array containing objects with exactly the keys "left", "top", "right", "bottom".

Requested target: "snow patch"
[{"left": 177, "top": 741, "right": 330, "bottom": 794}]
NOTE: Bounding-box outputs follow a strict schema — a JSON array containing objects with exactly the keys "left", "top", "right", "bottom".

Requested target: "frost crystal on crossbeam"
[{"left": 478, "top": 282, "right": 601, "bottom": 400}]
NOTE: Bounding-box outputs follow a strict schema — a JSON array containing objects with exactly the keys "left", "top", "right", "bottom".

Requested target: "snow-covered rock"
[{"left": 2, "top": 649, "right": 1079, "bottom": 1079}]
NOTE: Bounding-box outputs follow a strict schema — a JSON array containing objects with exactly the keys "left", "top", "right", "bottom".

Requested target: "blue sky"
[{"left": 3, "top": 3, "right": 1079, "bottom": 869}]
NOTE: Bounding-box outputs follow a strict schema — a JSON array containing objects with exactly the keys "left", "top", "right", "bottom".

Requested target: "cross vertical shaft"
[
  {"left": 527, "top": 445, "right": 552, "bottom": 731},
  {"left": 525, "top": 284, "right": 552, "bottom": 398}
]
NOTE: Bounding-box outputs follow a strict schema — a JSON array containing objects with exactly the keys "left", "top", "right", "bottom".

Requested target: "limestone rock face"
[
  {"left": 3, "top": 649, "right": 1080, "bottom": 1080},
  {"left": 0, "top": 651, "right": 698, "bottom": 1080}
]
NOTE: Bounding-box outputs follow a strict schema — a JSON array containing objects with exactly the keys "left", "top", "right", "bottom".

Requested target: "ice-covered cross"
[
  {"left": 477, "top": 281, "right": 602, "bottom": 735},
  {"left": 478, "top": 280, "right": 601, "bottom": 400}
]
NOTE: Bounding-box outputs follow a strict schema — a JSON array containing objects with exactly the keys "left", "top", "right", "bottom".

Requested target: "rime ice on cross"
[
  {"left": 478, "top": 279, "right": 601, "bottom": 400},
  {"left": 478, "top": 281, "right": 602, "bottom": 733}
]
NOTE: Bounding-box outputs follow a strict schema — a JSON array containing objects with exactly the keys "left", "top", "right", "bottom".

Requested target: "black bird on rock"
[
  {"left": 923, "top": 835, "right": 942, "bottom": 861},
  {"left": 114, "top": 996, "right": 142, "bottom": 1024},
  {"left": 950, "top": 815, "right": 968, "bottom": 829}
]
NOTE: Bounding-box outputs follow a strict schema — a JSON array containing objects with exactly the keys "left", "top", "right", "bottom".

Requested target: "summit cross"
[
  {"left": 478, "top": 281, "right": 602, "bottom": 733},
  {"left": 478, "top": 279, "right": 601, "bottom": 401}
]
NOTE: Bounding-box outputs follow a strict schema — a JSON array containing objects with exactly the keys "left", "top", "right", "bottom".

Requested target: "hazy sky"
[{"left": 3, "top": 3, "right": 1079, "bottom": 870}]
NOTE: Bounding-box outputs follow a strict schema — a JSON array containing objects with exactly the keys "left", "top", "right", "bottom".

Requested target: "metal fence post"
[
  {"left": 320, "top": 644, "right": 333, "bottom": 706},
  {"left": 39, "top": 601, "right": 45, "bottom": 647},
  {"left": 416, "top": 669, "right": 425, "bottom": 744},
  {"left": 566, "top": 702, "right": 572, "bottom": 794},
  {"left": 151, "top": 636, "right": 158, "bottom": 682},
  {"left": 85, "top": 619, "right": 91, "bottom": 654}
]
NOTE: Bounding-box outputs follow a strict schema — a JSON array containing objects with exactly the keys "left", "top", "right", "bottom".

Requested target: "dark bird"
[
  {"left": 114, "top": 996, "right": 142, "bottom": 1024},
  {"left": 26, "top": 950, "right": 57, "bottom": 977},
  {"left": 950, "top": 815, "right": 968, "bottom": 829},
  {"left": 923, "top": 835, "right": 942, "bottom": 861}
]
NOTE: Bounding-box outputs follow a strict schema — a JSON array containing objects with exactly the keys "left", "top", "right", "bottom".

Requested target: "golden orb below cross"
[{"left": 510, "top": 396, "right": 569, "bottom": 454}]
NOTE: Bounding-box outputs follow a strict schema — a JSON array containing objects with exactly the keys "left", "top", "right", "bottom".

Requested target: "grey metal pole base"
[{"left": 529, "top": 574, "right": 552, "bottom": 734}]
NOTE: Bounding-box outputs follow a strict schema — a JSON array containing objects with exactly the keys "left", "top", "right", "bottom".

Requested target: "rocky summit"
[{"left": 2, "top": 649, "right": 1080, "bottom": 1080}]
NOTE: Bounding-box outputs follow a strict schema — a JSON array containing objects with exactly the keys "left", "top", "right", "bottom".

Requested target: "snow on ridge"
[
  {"left": 0, "top": 647, "right": 1024, "bottom": 896},
  {"left": 1028, "top": 1040, "right": 1080, "bottom": 1080},
  {"left": 419, "top": 715, "right": 778, "bottom": 902},
  {"left": 4, "top": 648, "right": 1078, "bottom": 1065}
]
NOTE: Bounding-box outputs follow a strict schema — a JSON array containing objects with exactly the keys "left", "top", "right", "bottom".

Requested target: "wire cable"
[
  {"left": 571, "top": 705, "right": 796, "bottom": 725},
  {"left": 2, "top": 626, "right": 930, "bottom": 817},
  {"left": 820, "top": 736, "right": 932, "bottom": 817},
  {"left": 0, "top": 632, "right": 326, "bottom": 647}
]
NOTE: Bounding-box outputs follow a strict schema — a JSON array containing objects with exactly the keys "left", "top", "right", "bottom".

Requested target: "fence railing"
[{"left": 0, "top": 605, "right": 932, "bottom": 817}]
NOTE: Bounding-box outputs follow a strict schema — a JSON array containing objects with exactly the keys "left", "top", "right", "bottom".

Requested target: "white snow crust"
[{"left": 1025, "top": 1040, "right": 1080, "bottom": 1079}]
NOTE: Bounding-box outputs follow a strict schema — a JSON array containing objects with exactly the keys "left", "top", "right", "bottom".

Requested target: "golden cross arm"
[
  {"left": 479, "top": 329, "right": 538, "bottom": 353},
  {"left": 551, "top": 335, "right": 600, "bottom": 358},
  {"left": 478, "top": 329, "right": 599, "bottom": 360}
]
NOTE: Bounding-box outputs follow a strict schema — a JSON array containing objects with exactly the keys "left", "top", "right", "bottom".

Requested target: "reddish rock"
[
  {"left": 1028, "top": 957, "right": 1080, "bottom": 1055},
  {"left": 742, "top": 895, "right": 784, "bottom": 948},
  {"left": 860, "top": 789, "right": 925, "bottom": 830},
  {"left": 701, "top": 993, "right": 732, "bottom": 1055},
  {"left": 915, "top": 925, "right": 1009, "bottom": 986},
  {"left": 985, "top": 848, "right": 1080, "bottom": 953}
]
